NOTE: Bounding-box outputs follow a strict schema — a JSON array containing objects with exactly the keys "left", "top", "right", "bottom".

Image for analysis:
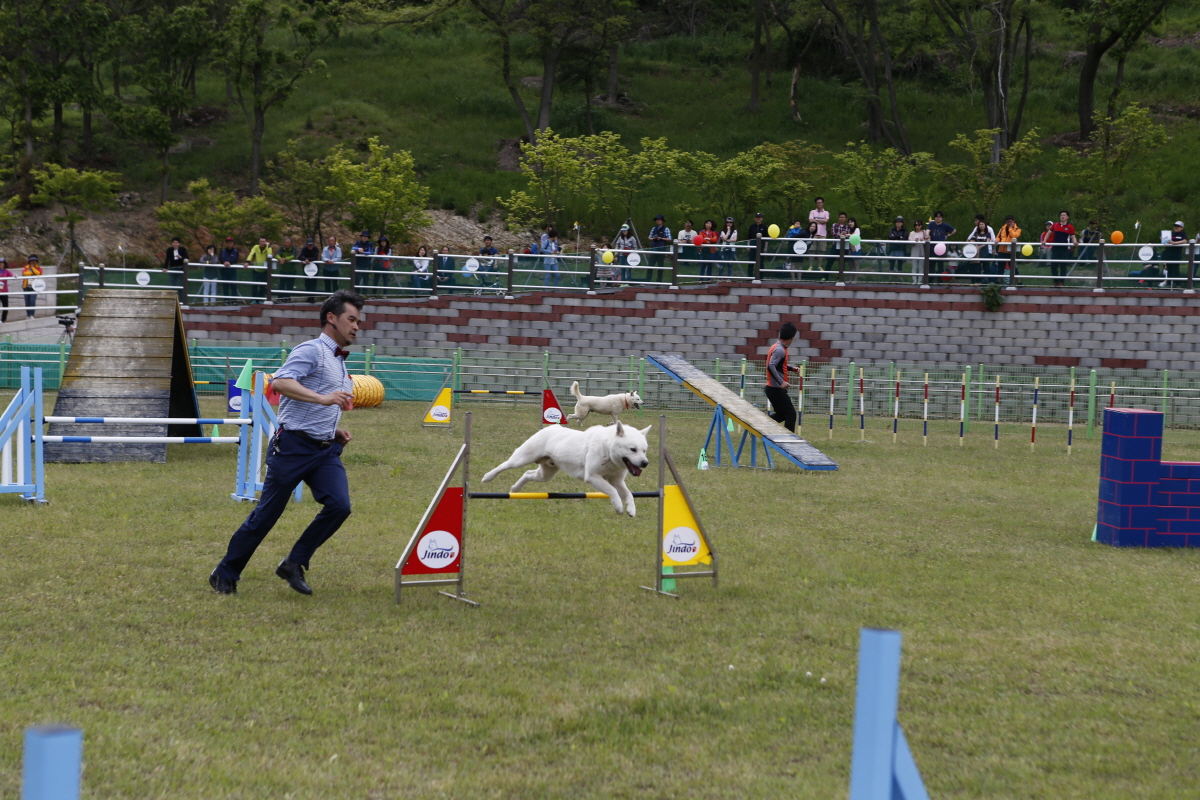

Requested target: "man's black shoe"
[
  {"left": 275, "top": 559, "right": 313, "bottom": 595},
  {"left": 209, "top": 569, "right": 237, "bottom": 595}
]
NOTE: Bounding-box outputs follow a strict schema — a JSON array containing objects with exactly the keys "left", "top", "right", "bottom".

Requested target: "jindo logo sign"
[
  {"left": 663, "top": 526, "right": 701, "bottom": 560},
  {"left": 416, "top": 530, "right": 459, "bottom": 569},
  {"left": 543, "top": 407, "right": 562, "bottom": 423},
  {"left": 430, "top": 405, "right": 450, "bottom": 422}
]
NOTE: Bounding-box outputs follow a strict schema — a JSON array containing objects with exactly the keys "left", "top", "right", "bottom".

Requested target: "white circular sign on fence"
[
  {"left": 792, "top": 239, "right": 808, "bottom": 255},
  {"left": 136, "top": 270, "right": 151, "bottom": 286},
  {"left": 626, "top": 251, "right": 641, "bottom": 267},
  {"left": 429, "top": 404, "right": 450, "bottom": 422},
  {"left": 663, "top": 525, "right": 702, "bottom": 563},
  {"left": 962, "top": 244, "right": 978, "bottom": 259},
  {"left": 304, "top": 263, "right": 319, "bottom": 277},
  {"left": 416, "top": 530, "right": 459, "bottom": 569},
  {"left": 543, "top": 406, "right": 563, "bottom": 424},
  {"left": 463, "top": 258, "right": 480, "bottom": 274},
  {"left": 1138, "top": 245, "right": 1155, "bottom": 262},
  {"left": 229, "top": 395, "right": 243, "bottom": 412},
  {"left": 30, "top": 278, "right": 46, "bottom": 293}
]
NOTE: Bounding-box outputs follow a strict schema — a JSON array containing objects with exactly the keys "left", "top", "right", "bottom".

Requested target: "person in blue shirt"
[
  {"left": 478, "top": 236, "right": 499, "bottom": 288},
  {"left": 218, "top": 237, "right": 241, "bottom": 303},
  {"left": 926, "top": 212, "right": 956, "bottom": 275},
  {"left": 647, "top": 214, "right": 672, "bottom": 282},
  {"left": 350, "top": 231, "right": 376, "bottom": 293}
]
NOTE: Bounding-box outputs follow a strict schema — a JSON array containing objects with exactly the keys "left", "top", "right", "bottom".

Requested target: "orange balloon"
[{"left": 1111, "top": 230, "right": 1125, "bottom": 244}]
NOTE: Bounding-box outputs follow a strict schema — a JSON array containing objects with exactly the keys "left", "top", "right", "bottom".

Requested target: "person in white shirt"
[
  {"left": 908, "top": 220, "right": 930, "bottom": 285},
  {"left": 965, "top": 215, "right": 997, "bottom": 284},
  {"left": 718, "top": 217, "right": 738, "bottom": 278},
  {"left": 808, "top": 196, "right": 830, "bottom": 260}
]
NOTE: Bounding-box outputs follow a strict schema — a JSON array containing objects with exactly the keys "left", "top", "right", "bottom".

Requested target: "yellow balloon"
[
  {"left": 601, "top": 250, "right": 614, "bottom": 264},
  {"left": 767, "top": 224, "right": 781, "bottom": 238},
  {"left": 1021, "top": 243, "right": 1034, "bottom": 257}
]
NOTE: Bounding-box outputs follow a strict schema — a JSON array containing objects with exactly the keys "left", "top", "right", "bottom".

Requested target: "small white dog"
[
  {"left": 566, "top": 381, "right": 643, "bottom": 424},
  {"left": 481, "top": 420, "right": 652, "bottom": 516}
]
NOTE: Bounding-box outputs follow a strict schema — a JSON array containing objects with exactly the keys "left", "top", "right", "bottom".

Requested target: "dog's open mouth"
[{"left": 623, "top": 457, "right": 644, "bottom": 477}]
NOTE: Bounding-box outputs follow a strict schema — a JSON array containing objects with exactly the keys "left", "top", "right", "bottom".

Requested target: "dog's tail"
[{"left": 570, "top": 380, "right": 581, "bottom": 400}]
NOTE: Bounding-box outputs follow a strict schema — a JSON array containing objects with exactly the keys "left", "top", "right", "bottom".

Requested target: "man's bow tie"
[{"left": 334, "top": 348, "right": 349, "bottom": 359}]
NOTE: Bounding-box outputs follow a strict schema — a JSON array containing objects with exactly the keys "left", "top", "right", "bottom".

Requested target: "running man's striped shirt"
[{"left": 274, "top": 333, "right": 352, "bottom": 439}]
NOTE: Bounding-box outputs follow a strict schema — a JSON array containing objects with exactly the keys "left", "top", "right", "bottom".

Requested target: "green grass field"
[{"left": 2, "top": 399, "right": 1199, "bottom": 798}]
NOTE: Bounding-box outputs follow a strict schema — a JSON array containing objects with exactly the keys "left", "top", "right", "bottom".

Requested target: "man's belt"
[{"left": 280, "top": 425, "right": 335, "bottom": 449}]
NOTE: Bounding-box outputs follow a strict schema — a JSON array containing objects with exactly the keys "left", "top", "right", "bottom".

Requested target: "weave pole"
[
  {"left": 993, "top": 376, "right": 1001, "bottom": 449},
  {"left": 796, "top": 362, "right": 805, "bottom": 437},
  {"left": 858, "top": 368, "right": 866, "bottom": 441},
  {"left": 828, "top": 368, "right": 836, "bottom": 440},
  {"left": 1067, "top": 375, "right": 1076, "bottom": 455},
  {"left": 958, "top": 372, "right": 966, "bottom": 447},
  {"left": 1030, "top": 376, "right": 1039, "bottom": 452},
  {"left": 922, "top": 373, "right": 929, "bottom": 447},
  {"left": 892, "top": 370, "right": 901, "bottom": 443}
]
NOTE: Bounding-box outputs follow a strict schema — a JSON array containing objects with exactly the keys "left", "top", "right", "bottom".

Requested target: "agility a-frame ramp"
[{"left": 647, "top": 352, "right": 838, "bottom": 471}]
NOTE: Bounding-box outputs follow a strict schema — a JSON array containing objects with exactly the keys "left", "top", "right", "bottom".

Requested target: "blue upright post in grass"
[
  {"left": 849, "top": 629, "right": 929, "bottom": 800},
  {"left": 23, "top": 726, "right": 82, "bottom": 800}
]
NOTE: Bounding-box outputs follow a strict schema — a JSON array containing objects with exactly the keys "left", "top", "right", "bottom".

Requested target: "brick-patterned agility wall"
[{"left": 182, "top": 284, "right": 1200, "bottom": 369}]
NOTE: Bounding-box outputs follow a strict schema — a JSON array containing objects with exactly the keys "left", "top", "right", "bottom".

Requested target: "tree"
[
  {"left": 1075, "top": 0, "right": 1170, "bottom": 141},
  {"left": 28, "top": 164, "right": 122, "bottom": 259},
  {"left": 263, "top": 140, "right": 343, "bottom": 245},
  {"left": 577, "top": 134, "right": 677, "bottom": 229},
  {"left": 929, "top": 127, "right": 1041, "bottom": 220},
  {"left": 1056, "top": 104, "right": 1167, "bottom": 228},
  {"left": 819, "top": 0, "right": 911, "bottom": 153},
  {"left": 498, "top": 128, "right": 586, "bottom": 230},
  {"left": 326, "top": 137, "right": 431, "bottom": 241},
  {"left": 155, "top": 178, "right": 285, "bottom": 247},
  {"left": 215, "top": 0, "right": 341, "bottom": 194},
  {"left": 769, "top": 0, "right": 827, "bottom": 124},
  {"left": 756, "top": 139, "right": 829, "bottom": 225},
  {"left": 469, "top": 0, "right": 633, "bottom": 143},
  {"left": 928, "top": 0, "right": 1035, "bottom": 161},
  {"left": 673, "top": 146, "right": 787, "bottom": 224},
  {"left": 833, "top": 142, "right": 933, "bottom": 235}
]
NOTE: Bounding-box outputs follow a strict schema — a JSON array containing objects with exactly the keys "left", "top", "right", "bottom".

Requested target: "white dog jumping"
[
  {"left": 481, "top": 420, "right": 652, "bottom": 516},
  {"left": 566, "top": 381, "right": 643, "bottom": 425}
]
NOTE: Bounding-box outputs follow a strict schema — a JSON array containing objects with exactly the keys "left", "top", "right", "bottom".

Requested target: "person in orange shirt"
[
  {"left": 996, "top": 215, "right": 1022, "bottom": 284},
  {"left": 765, "top": 322, "right": 803, "bottom": 432},
  {"left": 22, "top": 255, "right": 42, "bottom": 318}
]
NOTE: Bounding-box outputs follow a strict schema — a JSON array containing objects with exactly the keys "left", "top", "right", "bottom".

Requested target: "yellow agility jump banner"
[{"left": 421, "top": 371, "right": 454, "bottom": 430}]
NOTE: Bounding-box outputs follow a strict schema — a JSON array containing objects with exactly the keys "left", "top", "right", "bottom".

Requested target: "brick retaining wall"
[{"left": 181, "top": 283, "right": 1200, "bottom": 370}]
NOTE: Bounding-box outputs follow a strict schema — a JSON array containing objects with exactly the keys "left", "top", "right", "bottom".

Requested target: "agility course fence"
[{"left": 9, "top": 341, "right": 1200, "bottom": 437}]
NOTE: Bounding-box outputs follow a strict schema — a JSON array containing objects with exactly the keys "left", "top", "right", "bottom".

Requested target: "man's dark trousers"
[
  {"left": 216, "top": 430, "right": 351, "bottom": 581},
  {"left": 765, "top": 386, "right": 797, "bottom": 432}
]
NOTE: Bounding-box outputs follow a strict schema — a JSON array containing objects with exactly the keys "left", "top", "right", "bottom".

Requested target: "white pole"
[{"left": 2, "top": 437, "right": 11, "bottom": 486}]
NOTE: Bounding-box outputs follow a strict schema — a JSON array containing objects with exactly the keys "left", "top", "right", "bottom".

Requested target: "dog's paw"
[{"left": 627, "top": 505, "right": 637, "bottom": 518}]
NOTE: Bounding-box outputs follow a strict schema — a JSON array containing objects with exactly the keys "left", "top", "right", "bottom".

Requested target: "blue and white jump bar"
[{"left": 1, "top": 367, "right": 298, "bottom": 505}]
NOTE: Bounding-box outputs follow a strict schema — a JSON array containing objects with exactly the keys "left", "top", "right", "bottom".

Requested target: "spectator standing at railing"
[
  {"left": 162, "top": 237, "right": 189, "bottom": 304},
  {"left": 1038, "top": 220, "right": 1054, "bottom": 264},
  {"left": 808, "top": 197, "right": 830, "bottom": 252},
  {"left": 276, "top": 237, "right": 298, "bottom": 298},
  {"left": 718, "top": 217, "right": 738, "bottom": 278},
  {"left": 247, "top": 236, "right": 275, "bottom": 301},
  {"left": 1077, "top": 220, "right": 1100, "bottom": 266},
  {"left": 477, "top": 236, "right": 500, "bottom": 288},
  {"left": 543, "top": 229, "right": 561, "bottom": 287},
  {"left": 374, "top": 235, "right": 393, "bottom": 293},
  {"left": 218, "top": 237, "right": 240, "bottom": 303},
  {"left": 996, "top": 215, "right": 1022, "bottom": 284},
  {"left": 783, "top": 219, "right": 804, "bottom": 271},
  {"left": 199, "top": 245, "right": 220, "bottom": 304},
  {"left": 321, "top": 236, "right": 343, "bottom": 294},
  {"left": 22, "top": 255, "right": 41, "bottom": 318},
  {"left": 747, "top": 211, "right": 769, "bottom": 241},
  {"left": 1049, "top": 211, "right": 1077, "bottom": 288},
  {"left": 926, "top": 212, "right": 956, "bottom": 276},
  {"left": 886, "top": 217, "right": 908, "bottom": 273},
  {"left": 298, "top": 238, "right": 320, "bottom": 301},
  {"left": 412, "top": 244, "right": 432, "bottom": 290},
  {"left": 0, "top": 258, "right": 11, "bottom": 323},
  {"left": 647, "top": 215, "right": 672, "bottom": 282},
  {"left": 966, "top": 215, "right": 997, "bottom": 283},
  {"left": 351, "top": 231, "right": 376, "bottom": 293},
  {"left": 1166, "top": 221, "right": 1188, "bottom": 282},
  {"left": 697, "top": 219, "right": 719, "bottom": 279},
  {"left": 908, "top": 220, "right": 930, "bottom": 285},
  {"left": 611, "top": 223, "right": 639, "bottom": 283},
  {"left": 845, "top": 218, "right": 864, "bottom": 266}
]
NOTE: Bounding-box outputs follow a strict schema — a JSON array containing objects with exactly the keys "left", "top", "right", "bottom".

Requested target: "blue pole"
[{"left": 23, "top": 726, "right": 82, "bottom": 800}]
